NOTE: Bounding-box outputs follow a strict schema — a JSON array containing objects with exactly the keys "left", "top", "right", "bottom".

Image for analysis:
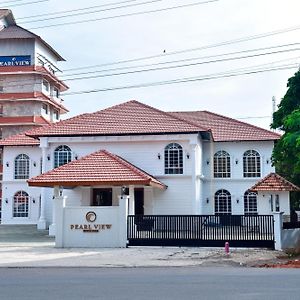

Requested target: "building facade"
[
  {"left": 0, "top": 9, "right": 68, "bottom": 219},
  {"left": 0, "top": 100, "right": 288, "bottom": 230}
]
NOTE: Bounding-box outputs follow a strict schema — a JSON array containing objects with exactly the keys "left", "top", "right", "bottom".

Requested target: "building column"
[
  {"left": 273, "top": 212, "right": 284, "bottom": 251},
  {"left": 37, "top": 139, "right": 48, "bottom": 230},
  {"left": 128, "top": 185, "right": 135, "bottom": 215},
  {"left": 118, "top": 195, "right": 129, "bottom": 247}
]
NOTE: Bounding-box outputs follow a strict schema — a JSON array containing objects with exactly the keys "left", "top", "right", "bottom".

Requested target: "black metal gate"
[{"left": 127, "top": 215, "right": 274, "bottom": 249}]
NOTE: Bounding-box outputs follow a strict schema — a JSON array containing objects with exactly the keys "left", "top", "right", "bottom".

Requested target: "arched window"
[
  {"left": 214, "top": 150, "right": 230, "bottom": 178},
  {"left": 244, "top": 191, "right": 258, "bottom": 215},
  {"left": 14, "top": 154, "right": 30, "bottom": 179},
  {"left": 164, "top": 143, "right": 183, "bottom": 174},
  {"left": 54, "top": 145, "right": 72, "bottom": 168},
  {"left": 243, "top": 150, "right": 261, "bottom": 177},
  {"left": 13, "top": 191, "right": 29, "bottom": 218},
  {"left": 215, "top": 189, "right": 232, "bottom": 215}
]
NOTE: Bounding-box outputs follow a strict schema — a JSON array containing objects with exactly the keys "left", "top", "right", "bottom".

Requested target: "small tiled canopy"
[
  {"left": 250, "top": 173, "right": 300, "bottom": 192},
  {"left": 27, "top": 149, "right": 166, "bottom": 189}
]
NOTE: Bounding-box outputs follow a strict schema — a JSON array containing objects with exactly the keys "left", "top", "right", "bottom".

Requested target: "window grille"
[
  {"left": 215, "top": 189, "right": 232, "bottom": 215},
  {"left": 13, "top": 191, "right": 29, "bottom": 218},
  {"left": 54, "top": 145, "right": 72, "bottom": 168},
  {"left": 214, "top": 150, "right": 230, "bottom": 178},
  {"left": 243, "top": 150, "right": 261, "bottom": 177},
  {"left": 164, "top": 143, "right": 183, "bottom": 174},
  {"left": 14, "top": 154, "right": 30, "bottom": 179},
  {"left": 244, "top": 191, "right": 258, "bottom": 215}
]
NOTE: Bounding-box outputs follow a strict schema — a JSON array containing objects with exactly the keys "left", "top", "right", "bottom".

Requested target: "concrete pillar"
[
  {"left": 118, "top": 195, "right": 129, "bottom": 247},
  {"left": 54, "top": 195, "right": 66, "bottom": 248},
  {"left": 37, "top": 143, "right": 48, "bottom": 230},
  {"left": 128, "top": 185, "right": 135, "bottom": 215},
  {"left": 49, "top": 186, "right": 62, "bottom": 236},
  {"left": 273, "top": 212, "right": 284, "bottom": 250}
]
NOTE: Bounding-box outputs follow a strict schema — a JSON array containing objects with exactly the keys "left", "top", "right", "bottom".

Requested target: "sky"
[{"left": 7, "top": 0, "right": 300, "bottom": 129}]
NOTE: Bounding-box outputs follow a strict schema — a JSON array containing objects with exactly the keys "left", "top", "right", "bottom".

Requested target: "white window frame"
[
  {"left": 244, "top": 191, "right": 258, "bottom": 215},
  {"left": 13, "top": 191, "right": 29, "bottom": 218},
  {"left": 42, "top": 103, "right": 49, "bottom": 115},
  {"left": 42, "top": 79, "right": 50, "bottom": 94},
  {"left": 53, "top": 87, "right": 60, "bottom": 98},
  {"left": 14, "top": 154, "right": 30, "bottom": 179},
  {"left": 164, "top": 143, "right": 183, "bottom": 174},
  {"left": 243, "top": 150, "right": 261, "bottom": 178},
  {"left": 215, "top": 189, "right": 232, "bottom": 215},
  {"left": 54, "top": 145, "right": 72, "bottom": 168},
  {"left": 53, "top": 109, "right": 59, "bottom": 121},
  {"left": 214, "top": 150, "right": 231, "bottom": 178}
]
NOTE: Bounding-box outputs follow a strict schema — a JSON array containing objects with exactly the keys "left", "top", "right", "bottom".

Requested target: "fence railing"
[{"left": 127, "top": 215, "right": 274, "bottom": 242}]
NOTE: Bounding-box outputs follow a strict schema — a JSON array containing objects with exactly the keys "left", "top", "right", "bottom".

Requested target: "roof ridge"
[{"left": 129, "top": 100, "right": 208, "bottom": 131}]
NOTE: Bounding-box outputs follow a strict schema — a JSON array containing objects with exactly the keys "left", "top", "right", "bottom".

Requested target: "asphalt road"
[{"left": 0, "top": 267, "right": 299, "bottom": 300}]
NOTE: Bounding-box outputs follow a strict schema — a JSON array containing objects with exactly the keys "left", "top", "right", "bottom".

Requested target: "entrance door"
[
  {"left": 92, "top": 188, "right": 112, "bottom": 206},
  {"left": 134, "top": 188, "right": 144, "bottom": 215}
]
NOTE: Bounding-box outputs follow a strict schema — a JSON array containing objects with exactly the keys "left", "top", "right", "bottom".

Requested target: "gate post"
[
  {"left": 273, "top": 212, "right": 284, "bottom": 250},
  {"left": 119, "top": 195, "right": 129, "bottom": 248}
]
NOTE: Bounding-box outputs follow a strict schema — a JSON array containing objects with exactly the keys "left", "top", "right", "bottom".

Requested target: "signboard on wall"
[{"left": 0, "top": 56, "right": 31, "bottom": 67}]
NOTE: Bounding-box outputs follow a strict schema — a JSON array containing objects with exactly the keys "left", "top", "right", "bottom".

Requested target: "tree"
[{"left": 271, "top": 70, "right": 300, "bottom": 209}]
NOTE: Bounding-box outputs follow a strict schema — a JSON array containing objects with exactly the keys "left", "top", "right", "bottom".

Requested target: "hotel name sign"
[
  {"left": 0, "top": 56, "right": 31, "bottom": 67},
  {"left": 70, "top": 211, "right": 112, "bottom": 233}
]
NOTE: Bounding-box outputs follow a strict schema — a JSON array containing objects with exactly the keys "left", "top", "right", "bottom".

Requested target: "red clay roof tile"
[
  {"left": 171, "top": 111, "right": 280, "bottom": 141},
  {"left": 27, "top": 149, "right": 166, "bottom": 189},
  {"left": 0, "top": 132, "right": 40, "bottom": 146},
  {"left": 250, "top": 173, "right": 300, "bottom": 192}
]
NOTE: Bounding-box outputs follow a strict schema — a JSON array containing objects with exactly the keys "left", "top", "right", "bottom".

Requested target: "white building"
[
  {"left": 0, "top": 9, "right": 69, "bottom": 219},
  {"left": 1, "top": 99, "right": 293, "bottom": 232}
]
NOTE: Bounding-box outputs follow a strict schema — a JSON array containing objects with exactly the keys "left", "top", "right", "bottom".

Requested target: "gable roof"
[
  {"left": 0, "top": 25, "right": 65, "bottom": 61},
  {"left": 27, "top": 149, "right": 166, "bottom": 189},
  {"left": 0, "top": 132, "right": 40, "bottom": 146},
  {"left": 27, "top": 100, "right": 207, "bottom": 138},
  {"left": 171, "top": 111, "right": 280, "bottom": 142},
  {"left": 250, "top": 173, "right": 300, "bottom": 192}
]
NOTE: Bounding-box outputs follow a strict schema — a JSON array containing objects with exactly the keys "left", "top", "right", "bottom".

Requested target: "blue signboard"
[{"left": 0, "top": 55, "right": 31, "bottom": 67}]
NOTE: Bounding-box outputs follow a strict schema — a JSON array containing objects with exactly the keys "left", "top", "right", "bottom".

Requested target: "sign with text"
[{"left": 0, "top": 56, "right": 31, "bottom": 67}]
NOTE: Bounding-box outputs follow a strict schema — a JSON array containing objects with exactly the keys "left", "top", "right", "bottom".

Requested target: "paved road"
[{"left": 0, "top": 267, "right": 299, "bottom": 300}]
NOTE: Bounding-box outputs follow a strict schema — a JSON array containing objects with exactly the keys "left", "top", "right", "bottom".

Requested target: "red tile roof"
[
  {"left": 171, "top": 111, "right": 281, "bottom": 141},
  {"left": 27, "top": 149, "right": 166, "bottom": 189},
  {"left": 250, "top": 173, "right": 300, "bottom": 192},
  {"left": 0, "top": 132, "right": 40, "bottom": 146},
  {"left": 27, "top": 100, "right": 207, "bottom": 138}
]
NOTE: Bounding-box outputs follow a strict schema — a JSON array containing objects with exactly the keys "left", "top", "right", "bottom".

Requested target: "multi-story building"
[{"left": 0, "top": 9, "right": 68, "bottom": 218}]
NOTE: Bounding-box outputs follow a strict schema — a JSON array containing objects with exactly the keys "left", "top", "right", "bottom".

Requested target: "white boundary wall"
[{"left": 55, "top": 196, "right": 128, "bottom": 248}]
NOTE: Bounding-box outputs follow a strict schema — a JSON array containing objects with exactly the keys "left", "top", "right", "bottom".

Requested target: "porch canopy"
[
  {"left": 250, "top": 172, "right": 300, "bottom": 192},
  {"left": 27, "top": 149, "right": 166, "bottom": 189}
]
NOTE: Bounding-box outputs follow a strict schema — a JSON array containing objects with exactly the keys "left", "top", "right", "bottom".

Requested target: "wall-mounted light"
[
  {"left": 32, "top": 198, "right": 36, "bottom": 204},
  {"left": 206, "top": 159, "right": 210, "bottom": 165},
  {"left": 236, "top": 198, "right": 239, "bottom": 204},
  {"left": 6, "top": 162, "right": 9, "bottom": 167},
  {"left": 157, "top": 153, "right": 161, "bottom": 160},
  {"left": 5, "top": 198, "right": 8, "bottom": 204},
  {"left": 47, "top": 154, "right": 51, "bottom": 161},
  {"left": 206, "top": 197, "right": 209, "bottom": 204},
  {"left": 235, "top": 159, "right": 238, "bottom": 165},
  {"left": 186, "top": 153, "right": 190, "bottom": 159},
  {"left": 266, "top": 159, "right": 270, "bottom": 164},
  {"left": 75, "top": 155, "right": 78, "bottom": 160},
  {"left": 33, "top": 162, "right": 37, "bottom": 167}
]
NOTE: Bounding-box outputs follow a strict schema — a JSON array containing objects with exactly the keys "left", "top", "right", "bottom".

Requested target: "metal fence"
[{"left": 127, "top": 215, "right": 274, "bottom": 248}]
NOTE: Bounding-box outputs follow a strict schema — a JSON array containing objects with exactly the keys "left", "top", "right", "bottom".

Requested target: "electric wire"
[
  {"left": 2, "top": 0, "right": 49, "bottom": 7},
  {"left": 28, "top": 0, "right": 220, "bottom": 29}
]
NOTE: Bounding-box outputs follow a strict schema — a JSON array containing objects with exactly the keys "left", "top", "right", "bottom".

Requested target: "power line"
[
  {"left": 28, "top": 0, "right": 220, "bottom": 29},
  {"left": 2, "top": 0, "right": 49, "bottom": 7},
  {"left": 62, "top": 63, "right": 299, "bottom": 96},
  {"left": 61, "top": 42, "right": 300, "bottom": 77},
  {"left": 17, "top": 0, "right": 140, "bottom": 19},
  {"left": 63, "top": 25, "right": 300, "bottom": 72},
  {"left": 0, "top": 0, "right": 25, "bottom": 5},
  {"left": 60, "top": 46, "right": 300, "bottom": 82},
  {"left": 20, "top": 0, "right": 165, "bottom": 24}
]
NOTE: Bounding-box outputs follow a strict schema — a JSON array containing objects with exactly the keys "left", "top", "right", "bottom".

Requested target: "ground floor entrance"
[{"left": 127, "top": 215, "right": 275, "bottom": 249}]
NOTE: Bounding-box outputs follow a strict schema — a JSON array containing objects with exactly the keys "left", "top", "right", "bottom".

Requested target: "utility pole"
[{"left": 272, "top": 96, "right": 276, "bottom": 131}]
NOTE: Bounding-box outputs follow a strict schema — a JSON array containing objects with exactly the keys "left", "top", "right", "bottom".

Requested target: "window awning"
[{"left": 27, "top": 149, "right": 167, "bottom": 190}]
